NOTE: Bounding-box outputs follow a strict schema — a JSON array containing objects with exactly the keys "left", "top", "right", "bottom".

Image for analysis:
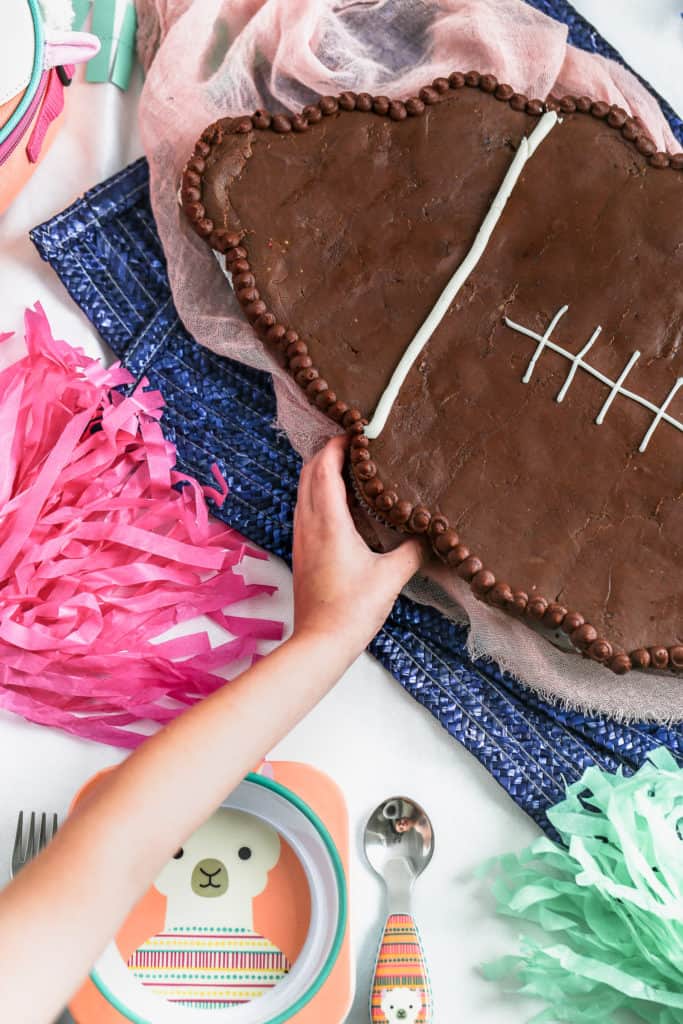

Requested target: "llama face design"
[
  {"left": 380, "top": 987, "right": 423, "bottom": 1023},
  {"left": 127, "top": 808, "right": 289, "bottom": 1008},
  {"left": 154, "top": 807, "right": 281, "bottom": 927}
]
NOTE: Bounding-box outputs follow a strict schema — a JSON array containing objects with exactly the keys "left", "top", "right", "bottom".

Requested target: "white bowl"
[{"left": 90, "top": 774, "right": 347, "bottom": 1024}]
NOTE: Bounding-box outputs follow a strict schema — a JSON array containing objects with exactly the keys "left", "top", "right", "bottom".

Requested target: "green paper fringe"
[{"left": 482, "top": 749, "right": 683, "bottom": 1023}]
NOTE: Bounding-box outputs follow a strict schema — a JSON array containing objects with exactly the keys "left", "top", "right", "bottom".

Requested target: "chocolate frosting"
[{"left": 183, "top": 78, "right": 683, "bottom": 672}]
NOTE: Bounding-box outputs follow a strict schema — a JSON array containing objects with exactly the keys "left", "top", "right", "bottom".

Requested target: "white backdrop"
[{"left": 0, "top": 2, "right": 680, "bottom": 1021}]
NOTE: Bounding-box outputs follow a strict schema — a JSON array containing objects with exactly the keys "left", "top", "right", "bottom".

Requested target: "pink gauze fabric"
[
  {"left": 136, "top": 0, "right": 683, "bottom": 722},
  {"left": 0, "top": 305, "right": 283, "bottom": 748}
]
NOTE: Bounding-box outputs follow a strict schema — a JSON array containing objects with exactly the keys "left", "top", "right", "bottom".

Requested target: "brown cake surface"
[{"left": 181, "top": 78, "right": 683, "bottom": 674}]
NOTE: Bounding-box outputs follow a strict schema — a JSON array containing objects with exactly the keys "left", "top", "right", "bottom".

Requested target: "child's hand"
[{"left": 292, "top": 435, "right": 424, "bottom": 655}]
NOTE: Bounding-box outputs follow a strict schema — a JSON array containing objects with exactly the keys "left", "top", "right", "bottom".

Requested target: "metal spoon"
[{"left": 364, "top": 796, "right": 434, "bottom": 1023}]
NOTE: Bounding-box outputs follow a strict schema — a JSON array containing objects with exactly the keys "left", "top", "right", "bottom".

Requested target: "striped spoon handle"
[{"left": 370, "top": 912, "right": 432, "bottom": 1022}]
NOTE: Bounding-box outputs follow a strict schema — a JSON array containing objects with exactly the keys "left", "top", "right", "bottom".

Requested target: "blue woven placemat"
[{"left": 31, "top": 2, "right": 682, "bottom": 837}]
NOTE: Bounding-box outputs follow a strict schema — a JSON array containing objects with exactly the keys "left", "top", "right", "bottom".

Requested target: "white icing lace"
[{"left": 505, "top": 304, "right": 683, "bottom": 453}]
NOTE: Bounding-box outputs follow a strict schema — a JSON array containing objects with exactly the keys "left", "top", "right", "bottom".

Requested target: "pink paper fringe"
[{"left": 0, "top": 305, "right": 283, "bottom": 748}]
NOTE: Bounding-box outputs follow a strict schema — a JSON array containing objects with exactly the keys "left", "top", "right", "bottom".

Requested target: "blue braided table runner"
[{"left": 31, "top": 3, "right": 682, "bottom": 836}]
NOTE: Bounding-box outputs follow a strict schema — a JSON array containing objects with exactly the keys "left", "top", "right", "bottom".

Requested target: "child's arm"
[{"left": 0, "top": 435, "right": 423, "bottom": 1024}]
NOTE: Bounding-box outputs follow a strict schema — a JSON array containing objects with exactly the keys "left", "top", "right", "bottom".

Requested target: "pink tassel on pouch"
[{"left": 0, "top": 305, "right": 282, "bottom": 748}]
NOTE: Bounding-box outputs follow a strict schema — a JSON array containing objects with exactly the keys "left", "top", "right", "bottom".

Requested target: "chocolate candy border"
[{"left": 180, "top": 71, "right": 683, "bottom": 677}]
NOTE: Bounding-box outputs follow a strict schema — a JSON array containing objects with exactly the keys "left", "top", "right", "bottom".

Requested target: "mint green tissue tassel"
[{"left": 482, "top": 749, "right": 683, "bottom": 1023}]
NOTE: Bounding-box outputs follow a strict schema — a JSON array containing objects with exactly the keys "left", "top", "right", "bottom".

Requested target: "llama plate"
[{"left": 68, "top": 762, "right": 352, "bottom": 1024}]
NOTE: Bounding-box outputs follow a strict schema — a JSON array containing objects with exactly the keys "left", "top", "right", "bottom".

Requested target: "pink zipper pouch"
[{"left": 0, "top": 0, "right": 99, "bottom": 213}]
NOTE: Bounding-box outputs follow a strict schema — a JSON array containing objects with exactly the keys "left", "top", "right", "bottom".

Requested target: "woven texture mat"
[{"left": 31, "top": 1, "right": 682, "bottom": 836}]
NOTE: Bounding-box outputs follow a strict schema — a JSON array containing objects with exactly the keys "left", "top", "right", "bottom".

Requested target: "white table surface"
[{"left": 0, "top": 4, "right": 679, "bottom": 1021}]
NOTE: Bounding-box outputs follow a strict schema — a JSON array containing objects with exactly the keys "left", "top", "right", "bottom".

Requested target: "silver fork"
[
  {"left": 11, "top": 810, "right": 59, "bottom": 877},
  {"left": 10, "top": 812, "right": 74, "bottom": 1024}
]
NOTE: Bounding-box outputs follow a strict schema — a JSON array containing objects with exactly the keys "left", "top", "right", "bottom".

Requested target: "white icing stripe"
[
  {"left": 505, "top": 307, "right": 683, "bottom": 453},
  {"left": 595, "top": 349, "right": 640, "bottom": 424},
  {"left": 639, "top": 378, "right": 683, "bottom": 452},
  {"left": 523, "top": 304, "right": 571, "bottom": 385},
  {"left": 364, "top": 110, "right": 559, "bottom": 440},
  {"left": 556, "top": 322, "right": 601, "bottom": 401}
]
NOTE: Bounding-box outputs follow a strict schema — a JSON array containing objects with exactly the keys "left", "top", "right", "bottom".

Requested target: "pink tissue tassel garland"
[{"left": 0, "top": 305, "right": 283, "bottom": 748}]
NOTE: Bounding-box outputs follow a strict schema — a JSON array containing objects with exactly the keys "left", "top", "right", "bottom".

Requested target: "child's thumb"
[{"left": 382, "top": 535, "right": 426, "bottom": 584}]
